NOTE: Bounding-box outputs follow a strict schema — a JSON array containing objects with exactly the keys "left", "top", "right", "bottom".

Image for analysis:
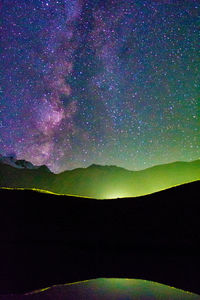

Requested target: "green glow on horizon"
[
  {"left": 0, "top": 160, "right": 199, "bottom": 199},
  {"left": 0, "top": 178, "right": 199, "bottom": 200},
  {"left": 0, "top": 187, "right": 94, "bottom": 199}
]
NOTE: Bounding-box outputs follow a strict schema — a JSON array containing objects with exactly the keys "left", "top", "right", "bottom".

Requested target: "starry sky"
[{"left": 0, "top": 0, "right": 199, "bottom": 173}]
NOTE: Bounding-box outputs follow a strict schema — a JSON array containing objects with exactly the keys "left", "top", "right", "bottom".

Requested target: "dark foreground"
[
  {"left": 0, "top": 278, "right": 199, "bottom": 300},
  {"left": 0, "top": 181, "right": 199, "bottom": 295}
]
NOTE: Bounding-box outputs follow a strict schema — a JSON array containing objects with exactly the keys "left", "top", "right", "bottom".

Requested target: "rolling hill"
[{"left": 0, "top": 157, "right": 199, "bottom": 198}]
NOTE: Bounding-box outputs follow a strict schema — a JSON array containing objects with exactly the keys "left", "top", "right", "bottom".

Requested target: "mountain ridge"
[
  {"left": 1, "top": 153, "right": 199, "bottom": 173},
  {"left": 0, "top": 156, "right": 199, "bottom": 199}
]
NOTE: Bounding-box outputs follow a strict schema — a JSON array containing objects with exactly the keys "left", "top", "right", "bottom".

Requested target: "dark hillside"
[{"left": 0, "top": 181, "right": 199, "bottom": 295}]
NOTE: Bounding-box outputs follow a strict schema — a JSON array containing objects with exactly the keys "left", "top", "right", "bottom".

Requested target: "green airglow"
[
  {"left": 0, "top": 178, "right": 199, "bottom": 200},
  {"left": 0, "top": 160, "right": 199, "bottom": 199}
]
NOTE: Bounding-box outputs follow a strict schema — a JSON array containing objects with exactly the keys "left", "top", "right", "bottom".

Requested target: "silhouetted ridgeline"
[
  {"left": 0, "top": 159, "right": 199, "bottom": 198},
  {"left": 0, "top": 181, "right": 200, "bottom": 295}
]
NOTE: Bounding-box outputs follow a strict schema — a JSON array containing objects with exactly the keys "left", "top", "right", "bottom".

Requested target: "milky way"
[{"left": 0, "top": 0, "right": 199, "bottom": 173}]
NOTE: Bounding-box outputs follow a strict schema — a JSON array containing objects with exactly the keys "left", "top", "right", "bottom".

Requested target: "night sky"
[{"left": 0, "top": 0, "right": 199, "bottom": 173}]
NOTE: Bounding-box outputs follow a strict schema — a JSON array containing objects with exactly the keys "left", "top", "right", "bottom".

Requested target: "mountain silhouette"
[
  {"left": 0, "top": 157, "right": 199, "bottom": 198},
  {"left": 0, "top": 154, "right": 39, "bottom": 170}
]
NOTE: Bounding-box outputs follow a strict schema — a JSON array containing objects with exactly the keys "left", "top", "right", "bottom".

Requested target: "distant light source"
[{"left": 105, "top": 191, "right": 129, "bottom": 199}]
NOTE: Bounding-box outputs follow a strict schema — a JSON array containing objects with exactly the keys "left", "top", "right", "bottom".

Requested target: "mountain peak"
[
  {"left": 0, "top": 154, "right": 42, "bottom": 170},
  {"left": 0, "top": 157, "right": 199, "bottom": 199}
]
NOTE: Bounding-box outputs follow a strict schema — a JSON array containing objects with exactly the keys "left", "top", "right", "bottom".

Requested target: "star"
[{"left": 0, "top": 0, "right": 199, "bottom": 172}]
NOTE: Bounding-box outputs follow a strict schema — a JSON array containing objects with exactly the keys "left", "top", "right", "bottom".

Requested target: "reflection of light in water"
[{"left": 25, "top": 278, "right": 199, "bottom": 299}]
